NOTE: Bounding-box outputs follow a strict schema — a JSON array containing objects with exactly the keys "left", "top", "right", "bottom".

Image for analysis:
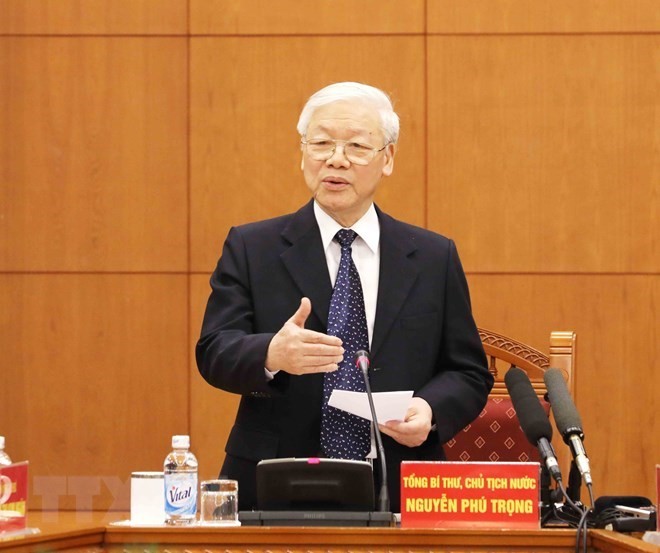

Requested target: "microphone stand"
[
  {"left": 566, "top": 460, "right": 582, "bottom": 504},
  {"left": 360, "top": 364, "right": 390, "bottom": 513},
  {"left": 539, "top": 465, "right": 553, "bottom": 523}
]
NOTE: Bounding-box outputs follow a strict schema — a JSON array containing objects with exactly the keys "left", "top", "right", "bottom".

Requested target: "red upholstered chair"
[{"left": 444, "top": 329, "right": 576, "bottom": 476}]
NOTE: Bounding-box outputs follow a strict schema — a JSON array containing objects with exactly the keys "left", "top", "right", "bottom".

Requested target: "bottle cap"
[
  {"left": 171, "top": 435, "right": 190, "bottom": 449},
  {"left": 0, "top": 436, "right": 4, "bottom": 449}
]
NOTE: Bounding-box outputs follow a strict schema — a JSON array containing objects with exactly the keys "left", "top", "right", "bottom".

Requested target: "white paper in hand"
[{"left": 328, "top": 389, "right": 414, "bottom": 422}]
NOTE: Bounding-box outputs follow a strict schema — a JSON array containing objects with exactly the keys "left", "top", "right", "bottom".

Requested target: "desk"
[
  {"left": 0, "top": 513, "right": 656, "bottom": 553},
  {"left": 0, "top": 512, "right": 111, "bottom": 553}
]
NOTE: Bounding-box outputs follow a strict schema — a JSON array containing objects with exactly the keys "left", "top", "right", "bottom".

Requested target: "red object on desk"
[
  {"left": 655, "top": 465, "right": 660, "bottom": 532},
  {"left": 0, "top": 461, "right": 28, "bottom": 534}
]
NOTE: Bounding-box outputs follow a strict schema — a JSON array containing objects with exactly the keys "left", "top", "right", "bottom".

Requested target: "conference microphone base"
[{"left": 239, "top": 510, "right": 394, "bottom": 527}]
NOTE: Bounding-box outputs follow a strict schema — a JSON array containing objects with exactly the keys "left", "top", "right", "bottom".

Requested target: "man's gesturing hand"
[{"left": 265, "top": 297, "right": 344, "bottom": 375}]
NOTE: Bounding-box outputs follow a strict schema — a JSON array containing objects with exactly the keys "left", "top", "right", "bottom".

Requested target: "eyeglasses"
[{"left": 301, "top": 137, "right": 389, "bottom": 165}]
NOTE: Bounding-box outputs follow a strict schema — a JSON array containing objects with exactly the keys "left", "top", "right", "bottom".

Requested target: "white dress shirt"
[
  {"left": 314, "top": 201, "right": 380, "bottom": 459},
  {"left": 313, "top": 201, "right": 380, "bottom": 347}
]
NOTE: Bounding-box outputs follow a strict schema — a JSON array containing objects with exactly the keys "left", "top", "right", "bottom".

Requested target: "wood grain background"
[{"left": 1, "top": 1, "right": 657, "bottom": 510}]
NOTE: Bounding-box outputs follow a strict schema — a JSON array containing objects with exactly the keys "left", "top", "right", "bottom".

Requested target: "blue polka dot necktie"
[{"left": 321, "top": 229, "right": 371, "bottom": 460}]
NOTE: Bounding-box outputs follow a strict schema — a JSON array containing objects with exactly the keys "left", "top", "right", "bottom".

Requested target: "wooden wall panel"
[
  {"left": 190, "top": 274, "right": 240, "bottom": 483},
  {"left": 0, "top": 0, "right": 187, "bottom": 35},
  {"left": 1, "top": 0, "right": 656, "bottom": 513},
  {"left": 0, "top": 274, "right": 189, "bottom": 510},
  {"left": 0, "top": 38, "right": 188, "bottom": 272},
  {"left": 190, "top": 0, "right": 424, "bottom": 35},
  {"left": 467, "top": 274, "right": 660, "bottom": 500},
  {"left": 427, "top": 0, "right": 660, "bottom": 34},
  {"left": 427, "top": 35, "right": 660, "bottom": 273},
  {"left": 190, "top": 36, "right": 426, "bottom": 272}
]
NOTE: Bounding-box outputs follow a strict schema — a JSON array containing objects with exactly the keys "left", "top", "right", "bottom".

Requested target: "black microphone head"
[
  {"left": 354, "top": 350, "right": 370, "bottom": 368},
  {"left": 544, "top": 368, "right": 584, "bottom": 442},
  {"left": 505, "top": 367, "right": 553, "bottom": 444}
]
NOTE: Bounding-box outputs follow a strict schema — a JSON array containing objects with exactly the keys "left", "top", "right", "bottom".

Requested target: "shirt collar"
[{"left": 313, "top": 201, "right": 380, "bottom": 254}]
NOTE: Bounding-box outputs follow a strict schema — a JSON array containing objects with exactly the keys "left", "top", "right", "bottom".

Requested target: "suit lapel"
[
  {"left": 280, "top": 201, "right": 333, "bottom": 328},
  {"left": 278, "top": 202, "right": 419, "bottom": 346},
  {"left": 371, "top": 208, "right": 420, "bottom": 358}
]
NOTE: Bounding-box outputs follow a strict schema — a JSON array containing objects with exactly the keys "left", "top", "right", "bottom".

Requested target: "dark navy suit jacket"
[{"left": 196, "top": 200, "right": 493, "bottom": 512}]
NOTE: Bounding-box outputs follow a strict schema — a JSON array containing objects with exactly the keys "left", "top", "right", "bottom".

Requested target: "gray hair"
[{"left": 296, "top": 82, "right": 400, "bottom": 144}]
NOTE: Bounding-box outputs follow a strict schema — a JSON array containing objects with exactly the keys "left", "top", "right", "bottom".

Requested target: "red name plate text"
[{"left": 401, "top": 461, "right": 540, "bottom": 529}]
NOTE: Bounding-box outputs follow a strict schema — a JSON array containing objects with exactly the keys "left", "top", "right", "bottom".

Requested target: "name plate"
[
  {"left": 400, "top": 461, "right": 540, "bottom": 529},
  {"left": 0, "top": 461, "right": 28, "bottom": 534},
  {"left": 655, "top": 465, "right": 660, "bottom": 532}
]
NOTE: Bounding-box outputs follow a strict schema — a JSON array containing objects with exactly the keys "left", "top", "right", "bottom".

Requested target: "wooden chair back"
[{"left": 444, "top": 328, "right": 577, "bottom": 477}]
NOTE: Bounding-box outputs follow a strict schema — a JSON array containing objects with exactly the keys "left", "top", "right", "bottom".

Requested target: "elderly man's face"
[{"left": 301, "top": 101, "right": 394, "bottom": 227}]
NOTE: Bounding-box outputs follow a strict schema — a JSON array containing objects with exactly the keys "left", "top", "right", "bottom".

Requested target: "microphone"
[
  {"left": 504, "top": 367, "right": 563, "bottom": 484},
  {"left": 355, "top": 349, "right": 390, "bottom": 512},
  {"left": 544, "top": 368, "right": 593, "bottom": 487}
]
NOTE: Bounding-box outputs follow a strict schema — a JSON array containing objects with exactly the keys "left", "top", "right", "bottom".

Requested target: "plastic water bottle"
[
  {"left": 164, "top": 435, "right": 198, "bottom": 525},
  {"left": 0, "top": 436, "right": 12, "bottom": 466}
]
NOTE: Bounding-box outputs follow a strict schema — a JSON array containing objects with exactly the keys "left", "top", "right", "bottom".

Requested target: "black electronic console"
[
  {"left": 591, "top": 495, "right": 657, "bottom": 533},
  {"left": 239, "top": 458, "right": 394, "bottom": 527},
  {"left": 239, "top": 510, "right": 393, "bottom": 527}
]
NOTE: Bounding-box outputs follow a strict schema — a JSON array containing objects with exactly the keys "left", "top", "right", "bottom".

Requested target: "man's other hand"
[
  {"left": 379, "top": 397, "right": 433, "bottom": 447},
  {"left": 265, "top": 297, "right": 344, "bottom": 375}
]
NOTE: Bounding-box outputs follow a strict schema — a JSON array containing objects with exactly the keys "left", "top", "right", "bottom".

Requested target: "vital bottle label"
[{"left": 164, "top": 472, "right": 198, "bottom": 516}]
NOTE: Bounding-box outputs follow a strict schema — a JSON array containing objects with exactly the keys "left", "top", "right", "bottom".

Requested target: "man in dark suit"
[{"left": 196, "top": 82, "right": 493, "bottom": 512}]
